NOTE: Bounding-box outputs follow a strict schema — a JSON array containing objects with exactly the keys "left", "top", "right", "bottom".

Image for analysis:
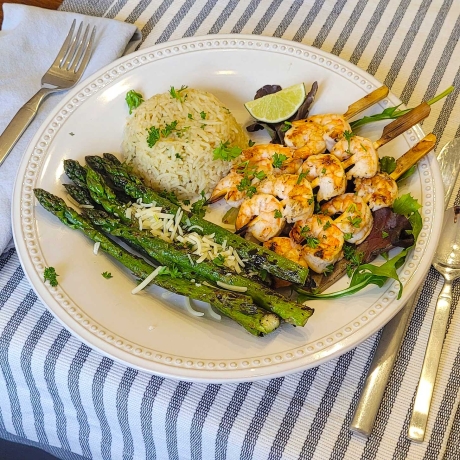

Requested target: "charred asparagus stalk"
[
  {"left": 33, "top": 189, "right": 280, "bottom": 336},
  {"left": 85, "top": 154, "right": 310, "bottom": 285},
  {"left": 84, "top": 208, "right": 314, "bottom": 327}
]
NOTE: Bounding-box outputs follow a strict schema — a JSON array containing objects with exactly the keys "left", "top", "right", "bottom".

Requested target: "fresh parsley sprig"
[
  {"left": 43, "top": 267, "right": 59, "bottom": 287},
  {"left": 191, "top": 191, "right": 208, "bottom": 218},
  {"left": 125, "top": 90, "right": 144, "bottom": 114},
  {"left": 213, "top": 141, "right": 242, "bottom": 161},
  {"left": 169, "top": 85, "right": 188, "bottom": 102}
]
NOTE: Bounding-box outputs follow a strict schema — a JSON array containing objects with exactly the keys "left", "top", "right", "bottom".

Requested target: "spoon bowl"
[
  {"left": 432, "top": 206, "right": 460, "bottom": 273},
  {"left": 409, "top": 205, "right": 460, "bottom": 442}
]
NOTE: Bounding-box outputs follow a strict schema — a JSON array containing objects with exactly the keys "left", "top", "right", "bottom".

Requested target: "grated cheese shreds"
[
  {"left": 184, "top": 297, "right": 204, "bottom": 317},
  {"left": 132, "top": 266, "right": 164, "bottom": 294},
  {"left": 216, "top": 281, "right": 248, "bottom": 292},
  {"left": 124, "top": 201, "right": 245, "bottom": 273}
]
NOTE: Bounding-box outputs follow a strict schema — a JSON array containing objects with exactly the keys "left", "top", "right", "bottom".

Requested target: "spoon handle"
[{"left": 408, "top": 279, "right": 452, "bottom": 442}]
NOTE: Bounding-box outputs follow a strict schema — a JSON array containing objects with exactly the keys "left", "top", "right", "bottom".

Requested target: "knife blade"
[{"left": 349, "top": 137, "right": 460, "bottom": 437}]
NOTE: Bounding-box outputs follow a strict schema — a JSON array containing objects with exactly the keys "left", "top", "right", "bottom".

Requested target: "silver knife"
[{"left": 350, "top": 137, "right": 460, "bottom": 436}]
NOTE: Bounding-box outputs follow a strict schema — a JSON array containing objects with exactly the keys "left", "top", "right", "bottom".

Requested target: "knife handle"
[
  {"left": 350, "top": 290, "right": 418, "bottom": 435},
  {"left": 0, "top": 88, "right": 51, "bottom": 167}
]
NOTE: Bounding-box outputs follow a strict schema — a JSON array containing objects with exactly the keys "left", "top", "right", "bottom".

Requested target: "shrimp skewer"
[
  {"left": 331, "top": 102, "right": 431, "bottom": 179},
  {"left": 354, "top": 133, "right": 437, "bottom": 211},
  {"left": 209, "top": 144, "right": 303, "bottom": 205},
  {"left": 284, "top": 86, "right": 389, "bottom": 154}
]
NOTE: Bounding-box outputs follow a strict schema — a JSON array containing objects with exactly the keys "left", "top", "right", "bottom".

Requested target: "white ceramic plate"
[{"left": 13, "top": 35, "right": 443, "bottom": 382}]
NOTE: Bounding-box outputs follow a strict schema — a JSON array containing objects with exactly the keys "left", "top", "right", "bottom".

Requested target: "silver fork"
[{"left": 0, "top": 20, "right": 96, "bottom": 167}]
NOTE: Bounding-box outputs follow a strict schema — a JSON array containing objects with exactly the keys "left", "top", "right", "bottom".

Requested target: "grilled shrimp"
[
  {"left": 209, "top": 170, "right": 247, "bottom": 207},
  {"left": 299, "top": 154, "right": 347, "bottom": 202},
  {"left": 239, "top": 144, "right": 303, "bottom": 174},
  {"left": 321, "top": 193, "right": 373, "bottom": 244},
  {"left": 308, "top": 114, "right": 352, "bottom": 151},
  {"left": 235, "top": 193, "right": 285, "bottom": 242},
  {"left": 330, "top": 136, "right": 379, "bottom": 179},
  {"left": 256, "top": 173, "right": 314, "bottom": 223},
  {"left": 263, "top": 237, "right": 308, "bottom": 268},
  {"left": 290, "top": 215, "right": 344, "bottom": 273},
  {"left": 355, "top": 172, "right": 398, "bottom": 211},
  {"left": 284, "top": 120, "right": 328, "bottom": 159}
]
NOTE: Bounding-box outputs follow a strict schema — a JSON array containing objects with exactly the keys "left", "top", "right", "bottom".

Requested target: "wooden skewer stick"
[
  {"left": 390, "top": 133, "right": 436, "bottom": 180},
  {"left": 343, "top": 85, "right": 389, "bottom": 120},
  {"left": 373, "top": 102, "right": 431, "bottom": 150}
]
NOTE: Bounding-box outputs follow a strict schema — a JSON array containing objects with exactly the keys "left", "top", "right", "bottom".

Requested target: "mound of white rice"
[{"left": 122, "top": 87, "right": 248, "bottom": 201}]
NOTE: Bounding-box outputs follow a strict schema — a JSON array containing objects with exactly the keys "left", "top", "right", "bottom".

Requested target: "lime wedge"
[{"left": 244, "top": 83, "right": 306, "bottom": 123}]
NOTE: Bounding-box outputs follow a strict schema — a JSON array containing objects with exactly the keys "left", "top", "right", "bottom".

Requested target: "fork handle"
[{"left": 0, "top": 88, "right": 53, "bottom": 167}]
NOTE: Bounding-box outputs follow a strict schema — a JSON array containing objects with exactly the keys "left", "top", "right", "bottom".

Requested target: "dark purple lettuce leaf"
[{"left": 254, "top": 85, "right": 282, "bottom": 99}]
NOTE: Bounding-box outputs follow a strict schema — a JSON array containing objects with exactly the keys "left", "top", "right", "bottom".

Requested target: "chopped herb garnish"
[
  {"left": 297, "top": 172, "right": 308, "bottom": 184},
  {"left": 321, "top": 167, "right": 327, "bottom": 175},
  {"left": 305, "top": 236, "right": 320, "bottom": 249},
  {"left": 175, "top": 153, "right": 182, "bottom": 159},
  {"left": 191, "top": 191, "right": 208, "bottom": 218},
  {"left": 161, "top": 120, "right": 178, "bottom": 137},
  {"left": 382, "top": 230, "right": 389, "bottom": 238},
  {"left": 258, "top": 269, "right": 269, "bottom": 282},
  {"left": 343, "top": 232, "right": 353, "bottom": 241},
  {"left": 272, "top": 153, "right": 288, "bottom": 169},
  {"left": 69, "top": 132, "right": 75, "bottom": 136},
  {"left": 146, "top": 126, "right": 161, "bottom": 147},
  {"left": 212, "top": 254, "right": 225, "bottom": 267},
  {"left": 343, "top": 130, "right": 355, "bottom": 154},
  {"left": 248, "top": 140, "right": 256, "bottom": 147},
  {"left": 274, "top": 210, "right": 283, "bottom": 219},
  {"left": 323, "top": 220, "right": 332, "bottom": 230},
  {"left": 254, "top": 170, "right": 266, "bottom": 180},
  {"left": 125, "top": 90, "right": 144, "bottom": 114},
  {"left": 43, "top": 267, "right": 59, "bottom": 287},
  {"left": 200, "top": 111, "right": 207, "bottom": 119},
  {"left": 213, "top": 141, "right": 242, "bottom": 161},
  {"left": 158, "top": 265, "right": 183, "bottom": 278},
  {"left": 380, "top": 156, "right": 397, "bottom": 174},
  {"left": 281, "top": 121, "right": 292, "bottom": 132},
  {"left": 187, "top": 113, "right": 193, "bottom": 119},
  {"left": 348, "top": 216, "right": 362, "bottom": 228},
  {"left": 102, "top": 271, "right": 113, "bottom": 279},
  {"left": 169, "top": 85, "right": 188, "bottom": 102}
]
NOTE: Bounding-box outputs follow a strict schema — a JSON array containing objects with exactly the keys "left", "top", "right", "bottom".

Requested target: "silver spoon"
[{"left": 408, "top": 205, "right": 460, "bottom": 441}]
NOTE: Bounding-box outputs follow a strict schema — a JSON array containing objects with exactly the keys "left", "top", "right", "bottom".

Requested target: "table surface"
[{"left": 1, "top": 1, "right": 460, "bottom": 459}]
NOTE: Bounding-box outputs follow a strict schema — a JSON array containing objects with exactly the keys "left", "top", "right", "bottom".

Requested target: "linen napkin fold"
[{"left": 0, "top": 4, "right": 141, "bottom": 254}]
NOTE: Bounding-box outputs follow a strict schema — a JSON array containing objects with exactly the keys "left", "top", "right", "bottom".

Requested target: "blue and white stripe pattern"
[{"left": 1, "top": 0, "right": 460, "bottom": 458}]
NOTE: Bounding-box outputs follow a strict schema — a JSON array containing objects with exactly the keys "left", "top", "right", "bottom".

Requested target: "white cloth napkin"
[{"left": 0, "top": 4, "right": 141, "bottom": 254}]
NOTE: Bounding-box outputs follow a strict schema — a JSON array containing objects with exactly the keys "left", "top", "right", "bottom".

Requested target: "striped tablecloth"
[{"left": 2, "top": 0, "right": 460, "bottom": 458}]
